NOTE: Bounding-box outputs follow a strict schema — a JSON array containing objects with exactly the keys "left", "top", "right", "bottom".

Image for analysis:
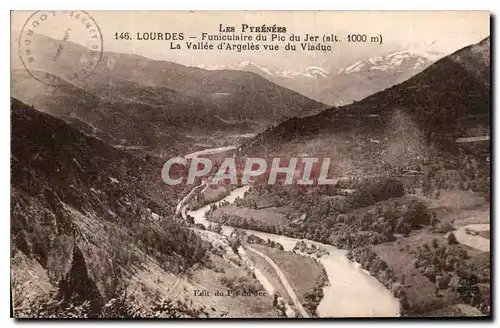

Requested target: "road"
[
  {"left": 177, "top": 183, "right": 308, "bottom": 317},
  {"left": 246, "top": 245, "right": 310, "bottom": 318}
]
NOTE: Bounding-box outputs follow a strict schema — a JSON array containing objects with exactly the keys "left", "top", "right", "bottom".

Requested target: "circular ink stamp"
[{"left": 18, "top": 10, "right": 103, "bottom": 86}]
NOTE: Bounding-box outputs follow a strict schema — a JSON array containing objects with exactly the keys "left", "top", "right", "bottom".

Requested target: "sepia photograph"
[{"left": 9, "top": 10, "right": 491, "bottom": 319}]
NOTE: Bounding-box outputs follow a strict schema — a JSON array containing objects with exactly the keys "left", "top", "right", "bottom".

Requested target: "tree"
[
  {"left": 424, "top": 264, "right": 437, "bottom": 282},
  {"left": 431, "top": 238, "right": 439, "bottom": 249},
  {"left": 381, "top": 221, "right": 395, "bottom": 241},
  {"left": 447, "top": 232, "right": 459, "bottom": 245},
  {"left": 404, "top": 201, "right": 430, "bottom": 228},
  {"left": 430, "top": 212, "right": 437, "bottom": 229},
  {"left": 395, "top": 217, "right": 411, "bottom": 236},
  {"left": 210, "top": 223, "right": 222, "bottom": 234}
]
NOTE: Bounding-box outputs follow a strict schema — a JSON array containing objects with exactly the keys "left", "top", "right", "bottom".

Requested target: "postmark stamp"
[{"left": 18, "top": 10, "right": 103, "bottom": 86}]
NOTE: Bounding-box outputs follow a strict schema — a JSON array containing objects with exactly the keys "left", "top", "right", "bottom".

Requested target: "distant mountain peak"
[
  {"left": 243, "top": 36, "right": 490, "bottom": 153},
  {"left": 338, "top": 49, "right": 443, "bottom": 74},
  {"left": 197, "top": 61, "right": 330, "bottom": 80},
  {"left": 277, "top": 66, "right": 330, "bottom": 79},
  {"left": 235, "top": 60, "right": 274, "bottom": 75}
]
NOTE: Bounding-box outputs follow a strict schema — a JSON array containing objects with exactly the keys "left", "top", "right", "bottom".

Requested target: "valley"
[
  {"left": 10, "top": 99, "right": 284, "bottom": 318},
  {"left": 173, "top": 36, "right": 491, "bottom": 317},
  {"left": 11, "top": 34, "right": 326, "bottom": 156},
  {"left": 177, "top": 138, "right": 490, "bottom": 317},
  {"left": 182, "top": 184, "right": 400, "bottom": 317},
  {"left": 10, "top": 21, "right": 491, "bottom": 319}
]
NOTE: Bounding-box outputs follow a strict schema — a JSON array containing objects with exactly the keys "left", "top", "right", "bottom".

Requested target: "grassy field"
[
  {"left": 373, "top": 233, "right": 461, "bottom": 316},
  {"left": 424, "top": 304, "right": 485, "bottom": 317},
  {"left": 249, "top": 244, "right": 327, "bottom": 316},
  {"left": 415, "top": 189, "right": 487, "bottom": 211},
  {"left": 213, "top": 205, "right": 288, "bottom": 226},
  {"left": 245, "top": 248, "right": 292, "bottom": 304},
  {"left": 201, "top": 185, "right": 230, "bottom": 203},
  {"left": 373, "top": 220, "right": 490, "bottom": 316},
  {"left": 466, "top": 251, "right": 490, "bottom": 277},
  {"left": 372, "top": 189, "right": 490, "bottom": 316},
  {"left": 450, "top": 204, "right": 490, "bottom": 227},
  {"left": 414, "top": 189, "right": 490, "bottom": 227}
]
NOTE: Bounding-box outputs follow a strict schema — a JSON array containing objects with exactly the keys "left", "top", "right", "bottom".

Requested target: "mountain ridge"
[
  {"left": 242, "top": 36, "right": 490, "bottom": 167},
  {"left": 12, "top": 33, "right": 327, "bottom": 152},
  {"left": 204, "top": 49, "right": 443, "bottom": 105},
  {"left": 11, "top": 97, "right": 280, "bottom": 318}
]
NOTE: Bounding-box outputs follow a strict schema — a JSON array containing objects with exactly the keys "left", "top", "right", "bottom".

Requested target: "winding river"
[
  {"left": 454, "top": 224, "right": 490, "bottom": 252},
  {"left": 186, "top": 186, "right": 400, "bottom": 317}
]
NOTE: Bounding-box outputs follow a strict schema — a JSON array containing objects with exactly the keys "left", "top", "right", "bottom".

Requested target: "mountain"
[
  {"left": 208, "top": 50, "right": 442, "bottom": 105},
  {"left": 318, "top": 50, "right": 443, "bottom": 105},
  {"left": 337, "top": 50, "right": 441, "bottom": 74},
  {"left": 276, "top": 66, "right": 330, "bottom": 80},
  {"left": 10, "top": 97, "right": 199, "bottom": 315},
  {"left": 11, "top": 98, "right": 278, "bottom": 318},
  {"left": 200, "top": 61, "right": 330, "bottom": 80},
  {"left": 243, "top": 37, "right": 490, "bottom": 171},
  {"left": 11, "top": 69, "right": 225, "bottom": 154},
  {"left": 11, "top": 34, "right": 326, "bottom": 146}
]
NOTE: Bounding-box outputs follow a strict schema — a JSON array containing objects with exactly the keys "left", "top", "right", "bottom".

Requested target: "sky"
[{"left": 11, "top": 10, "right": 490, "bottom": 70}]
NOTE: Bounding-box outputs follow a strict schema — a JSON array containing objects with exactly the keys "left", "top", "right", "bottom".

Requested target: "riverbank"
[
  {"left": 184, "top": 186, "right": 400, "bottom": 318},
  {"left": 247, "top": 243, "right": 327, "bottom": 317}
]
